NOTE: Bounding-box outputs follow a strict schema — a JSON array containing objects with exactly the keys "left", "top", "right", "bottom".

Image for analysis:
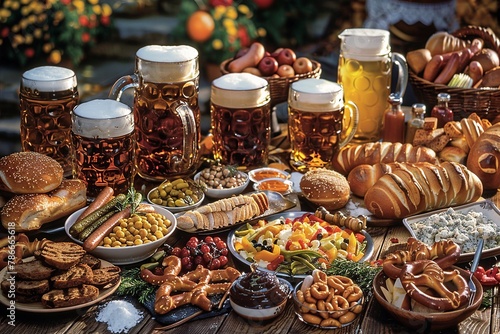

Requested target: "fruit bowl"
[{"left": 372, "top": 268, "right": 483, "bottom": 331}]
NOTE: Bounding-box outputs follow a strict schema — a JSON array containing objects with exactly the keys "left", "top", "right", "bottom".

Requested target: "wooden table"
[{"left": 1, "top": 192, "right": 499, "bottom": 334}]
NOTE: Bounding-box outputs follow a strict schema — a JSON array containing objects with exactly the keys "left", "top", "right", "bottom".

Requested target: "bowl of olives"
[{"left": 147, "top": 178, "right": 205, "bottom": 213}]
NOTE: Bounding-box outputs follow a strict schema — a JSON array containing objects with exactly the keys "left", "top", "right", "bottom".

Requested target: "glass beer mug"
[
  {"left": 288, "top": 78, "right": 359, "bottom": 172},
  {"left": 19, "top": 66, "right": 79, "bottom": 177},
  {"left": 109, "top": 45, "right": 201, "bottom": 181},
  {"left": 211, "top": 73, "right": 271, "bottom": 168},
  {"left": 338, "top": 28, "right": 408, "bottom": 143},
  {"left": 71, "top": 99, "right": 135, "bottom": 198}
]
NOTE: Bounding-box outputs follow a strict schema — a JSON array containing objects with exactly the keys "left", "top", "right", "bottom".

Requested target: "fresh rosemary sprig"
[
  {"left": 326, "top": 259, "right": 382, "bottom": 298},
  {"left": 116, "top": 267, "right": 156, "bottom": 304}
]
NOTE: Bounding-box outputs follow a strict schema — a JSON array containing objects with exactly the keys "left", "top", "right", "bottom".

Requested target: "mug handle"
[
  {"left": 108, "top": 74, "right": 139, "bottom": 101},
  {"left": 169, "top": 101, "right": 198, "bottom": 172},
  {"left": 392, "top": 52, "right": 409, "bottom": 99},
  {"left": 339, "top": 101, "right": 359, "bottom": 148}
]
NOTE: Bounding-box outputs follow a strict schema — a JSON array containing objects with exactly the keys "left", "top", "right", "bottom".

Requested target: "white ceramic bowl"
[
  {"left": 65, "top": 205, "right": 177, "bottom": 265},
  {"left": 147, "top": 183, "right": 204, "bottom": 213},
  {"left": 248, "top": 167, "right": 290, "bottom": 183},
  {"left": 194, "top": 171, "right": 249, "bottom": 199}
]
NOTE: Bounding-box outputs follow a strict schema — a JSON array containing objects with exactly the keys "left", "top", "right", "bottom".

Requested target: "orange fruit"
[{"left": 186, "top": 11, "right": 215, "bottom": 42}]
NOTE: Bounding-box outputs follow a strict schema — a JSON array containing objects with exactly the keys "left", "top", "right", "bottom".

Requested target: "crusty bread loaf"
[
  {"left": 1, "top": 179, "right": 87, "bottom": 232},
  {"left": 466, "top": 122, "right": 500, "bottom": 190},
  {"left": 177, "top": 192, "right": 268, "bottom": 231},
  {"left": 331, "top": 142, "right": 438, "bottom": 175},
  {"left": 300, "top": 169, "right": 350, "bottom": 210},
  {"left": 0, "top": 152, "right": 63, "bottom": 194},
  {"left": 364, "top": 161, "right": 483, "bottom": 219},
  {"left": 348, "top": 163, "right": 402, "bottom": 198},
  {"left": 41, "top": 284, "right": 99, "bottom": 308},
  {"left": 41, "top": 242, "right": 86, "bottom": 270}
]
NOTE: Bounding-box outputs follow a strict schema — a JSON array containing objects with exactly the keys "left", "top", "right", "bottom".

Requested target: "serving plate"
[
  {"left": 403, "top": 200, "right": 500, "bottom": 263},
  {"left": 228, "top": 211, "right": 374, "bottom": 281},
  {"left": 0, "top": 257, "right": 120, "bottom": 313},
  {"left": 176, "top": 190, "right": 296, "bottom": 234}
]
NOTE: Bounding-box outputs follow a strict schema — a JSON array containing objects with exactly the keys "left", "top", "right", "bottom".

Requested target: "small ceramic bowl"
[
  {"left": 65, "top": 205, "right": 177, "bottom": 265},
  {"left": 147, "top": 179, "right": 204, "bottom": 213},
  {"left": 253, "top": 177, "right": 293, "bottom": 195},
  {"left": 248, "top": 167, "right": 290, "bottom": 183},
  {"left": 292, "top": 280, "right": 364, "bottom": 329},
  {"left": 194, "top": 171, "right": 249, "bottom": 199},
  {"left": 372, "top": 268, "right": 483, "bottom": 331},
  {"left": 229, "top": 265, "right": 293, "bottom": 323}
]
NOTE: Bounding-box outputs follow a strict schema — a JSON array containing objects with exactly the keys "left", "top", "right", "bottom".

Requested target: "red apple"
[
  {"left": 277, "top": 64, "right": 295, "bottom": 77},
  {"left": 258, "top": 56, "right": 279, "bottom": 76},
  {"left": 293, "top": 57, "right": 313, "bottom": 74},
  {"left": 271, "top": 48, "right": 283, "bottom": 58},
  {"left": 277, "top": 48, "right": 297, "bottom": 66}
]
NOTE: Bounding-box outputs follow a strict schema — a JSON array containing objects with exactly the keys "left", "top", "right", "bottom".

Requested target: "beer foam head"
[
  {"left": 289, "top": 78, "right": 344, "bottom": 112},
  {"left": 72, "top": 99, "right": 134, "bottom": 138},
  {"left": 136, "top": 45, "right": 199, "bottom": 82},
  {"left": 22, "top": 66, "right": 76, "bottom": 92},
  {"left": 211, "top": 73, "right": 270, "bottom": 108},
  {"left": 339, "top": 28, "right": 390, "bottom": 60}
]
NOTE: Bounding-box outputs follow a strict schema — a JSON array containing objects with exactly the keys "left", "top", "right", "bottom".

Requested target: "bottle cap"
[
  {"left": 412, "top": 103, "right": 426, "bottom": 115},
  {"left": 437, "top": 93, "right": 451, "bottom": 102}
]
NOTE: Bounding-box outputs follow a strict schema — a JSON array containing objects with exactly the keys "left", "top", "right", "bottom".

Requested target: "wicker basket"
[
  {"left": 408, "top": 26, "right": 500, "bottom": 122},
  {"left": 220, "top": 59, "right": 322, "bottom": 106}
]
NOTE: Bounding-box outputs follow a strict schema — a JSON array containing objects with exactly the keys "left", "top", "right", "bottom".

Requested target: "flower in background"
[
  {"left": 172, "top": 1, "right": 263, "bottom": 64},
  {"left": 0, "top": 0, "right": 113, "bottom": 67}
]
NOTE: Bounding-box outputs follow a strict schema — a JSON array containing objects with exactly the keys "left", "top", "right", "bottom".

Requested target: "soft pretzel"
[
  {"left": 0, "top": 233, "right": 50, "bottom": 269},
  {"left": 151, "top": 261, "right": 241, "bottom": 315},
  {"left": 400, "top": 260, "right": 469, "bottom": 311},
  {"left": 383, "top": 238, "right": 460, "bottom": 279}
]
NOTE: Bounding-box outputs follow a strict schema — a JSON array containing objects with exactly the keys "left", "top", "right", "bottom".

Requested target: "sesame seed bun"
[
  {"left": 0, "top": 152, "right": 63, "bottom": 194},
  {"left": 300, "top": 169, "right": 350, "bottom": 210}
]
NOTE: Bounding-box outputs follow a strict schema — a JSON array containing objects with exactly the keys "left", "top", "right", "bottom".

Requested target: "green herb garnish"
[
  {"left": 326, "top": 259, "right": 382, "bottom": 298},
  {"left": 116, "top": 267, "right": 156, "bottom": 304}
]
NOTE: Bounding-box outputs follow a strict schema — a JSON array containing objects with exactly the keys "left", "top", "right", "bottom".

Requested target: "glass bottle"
[
  {"left": 431, "top": 93, "right": 453, "bottom": 128},
  {"left": 382, "top": 93, "right": 405, "bottom": 143},
  {"left": 405, "top": 103, "right": 426, "bottom": 144}
]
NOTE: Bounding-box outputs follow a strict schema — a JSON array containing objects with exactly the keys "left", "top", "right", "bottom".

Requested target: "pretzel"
[
  {"left": 140, "top": 255, "right": 184, "bottom": 285},
  {"left": 0, "top": 233, "right": 50, "bottom": 269},
  {"left": 400, "top": 260, "right": 469, "bottom": 311},
  {"left": 152, "top": 262, "right": 241, "bottom": 314},
  {"left": 383, "top": 237, "right": 460, "bottom": 279}
]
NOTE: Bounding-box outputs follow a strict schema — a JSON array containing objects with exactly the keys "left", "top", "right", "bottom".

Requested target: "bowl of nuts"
[
  {"left": 194, "top": 164, "right": 249, "bottom": 199},
  {"left": 147, "top": 178, "right": 204, "bottom": 213}
]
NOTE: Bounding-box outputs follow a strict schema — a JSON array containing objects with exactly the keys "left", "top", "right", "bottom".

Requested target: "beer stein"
[
  {"left": 211, "top": 73, "right": 271, "bottom": 168},
  {"left": 19, "top": 66, "right": 79, "bottom": 177},
  {"left": 288, "top": 78, "right": 358, "bottom": 172},
  {"left": 71, "top": 99, "right": 135, "bottom": 198},
  {"left": 338, "top": 28, "right": 408, "bottom": 143},
  {"left": 109, "top": 45, "right": 200, "bottom": 181}
]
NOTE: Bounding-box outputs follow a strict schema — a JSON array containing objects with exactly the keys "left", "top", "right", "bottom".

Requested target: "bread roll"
[
  {"left": 0, "top": 152, "right": 63, "bottom": 194},
  {"left": 1, "top": 179, "right": 87, "bottom": 232},
  {"left": 300, "top": 169, "right": 350, "bottom": 210},
  {"left": 364, "top": 162, "right": 483, "bottom": 219},
  {"left": 438, "top": 146, "right": 467, "bottom": 164},
  {"left": 466, "top": 123, "right": 500, "bottom": 190},
  {"left": 331, "top": 142, "right": 438, "bottom": 176}
]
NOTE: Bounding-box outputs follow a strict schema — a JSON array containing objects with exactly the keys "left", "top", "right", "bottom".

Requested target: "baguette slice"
[
  {"left": 41, "top": 242, "right": 86, "bottom": 270},
  {"left": 51, "top": 263, "right": 93, "bottom": 289},
  {"left": 41, "top": 284, "right": 99, "bottom": 308}
]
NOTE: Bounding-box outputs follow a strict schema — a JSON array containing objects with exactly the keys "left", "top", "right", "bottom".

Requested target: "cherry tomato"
[
  {"left": 220, "top": 248, "right": 229, "bottom": 256},
  {"left": 194, "top": 255, "right": 204, "bottom": 265},
  {"left": 267, "top": 255, "right": 284, "bottom": 271},
  {"left": 203, "top": 253, "right": 213, "bottom": 264},
  {"left": 170, "top": 247, "right": 182, "bottom": 257},
  {"left": 218, "top": 255, "right": 228, "bottom": 267},
  {"left": 181, "top": 256, "right": 191, "bottom": 267},
  {"left": 216, "top": 240, "right": 227, "bottom": 250},
  {"left": 209, "top": 258, "right": 221, "bottom": 270},
  {"left": 180, "top": 247, "right": 191, "bottom": 258},
  {"left": 204, "top": 236, "right": 214, "bottom": 244},
  {"left": 200, "top": 244, "right": 211, "bottom": 254},
  {"left": 213, "top": 236, "right": 222, "bottom": 243}
]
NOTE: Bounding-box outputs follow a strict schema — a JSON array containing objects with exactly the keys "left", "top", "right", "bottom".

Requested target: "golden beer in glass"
[
  {"left": 19, "top": 66, "right": 78, "bottom": 176},
  {"left": 211, "top": 73, "right": 271, "bottom": 167},
  {"left": 71, "top": 99, "right": 135, "bottom": 198},
  {"left": 109, "top": 45, "right": 200, "bottom": 181},
  {"left": 288, "top": 78, "right": 358, "bottom": 172},
  {"left": 338, "top": 29, "right": 408, "bottom": 143}
]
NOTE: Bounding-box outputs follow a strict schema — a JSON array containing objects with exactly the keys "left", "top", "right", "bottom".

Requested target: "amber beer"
[
  {"left": 109, "top": 45, "right": 201, "bottom": 181},
  {"left": 211, "top": 73, "right": 271, "bottom": 167},
  {"left": 288, "top": 79, "right": 358, "bottom": 172},
  {"left": 19, "top": 66, "right": 78, "bottom": 177},
  {"left": 71, "top": 100, "right": 135, "bottom": 198}
]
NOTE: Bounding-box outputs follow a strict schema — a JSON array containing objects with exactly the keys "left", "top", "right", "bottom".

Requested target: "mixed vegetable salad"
[{"left": 233, "top": 212, "right": 368, "bottom": 275}]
